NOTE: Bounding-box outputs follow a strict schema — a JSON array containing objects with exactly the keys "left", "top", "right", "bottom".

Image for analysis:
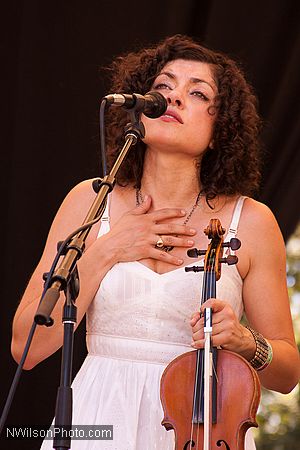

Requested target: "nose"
[{"left": 166, "top": 89, "right": 184, "bottom": 108}]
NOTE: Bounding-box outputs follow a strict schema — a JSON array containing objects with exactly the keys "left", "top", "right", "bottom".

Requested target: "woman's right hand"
[
  {"left": 100, "top": 194, "right": 197, "bottom": 266},
  {"left": 11, "top": 185, "right": 196, "bottom": 368}
]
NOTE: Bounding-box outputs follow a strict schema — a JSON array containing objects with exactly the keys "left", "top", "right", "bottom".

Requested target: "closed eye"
[
  {"left": 153, "top": 83, "right": 171, "bottom": 90},
  {"left": 191, "top": 91, "right": 209, "bottom": 101}
]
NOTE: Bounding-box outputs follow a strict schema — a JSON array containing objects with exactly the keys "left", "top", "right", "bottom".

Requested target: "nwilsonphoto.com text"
[{"left": 4, "top": 425, "right": 113, "bottom": 440}]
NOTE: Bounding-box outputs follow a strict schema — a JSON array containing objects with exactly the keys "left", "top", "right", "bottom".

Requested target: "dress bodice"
[
  {"left": 86, "top": 196, "right": 246, "bottom": 364},
  {"left": 41, "top": 195, "right": 256, "bottom": 450}
]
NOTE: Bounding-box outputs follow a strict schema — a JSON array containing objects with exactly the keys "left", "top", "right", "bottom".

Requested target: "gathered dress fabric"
[{"left": 41, "top": 196, "right": 256, "bottom": 450}]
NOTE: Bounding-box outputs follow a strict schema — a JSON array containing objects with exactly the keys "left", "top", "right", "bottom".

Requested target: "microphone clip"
[{"left": 124, "top": 110, "right": 145, "bottom": 142}]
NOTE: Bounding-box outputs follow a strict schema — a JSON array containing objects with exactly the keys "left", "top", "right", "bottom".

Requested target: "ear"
[{"left": 208, "top": 140, "right": 214, "bottom": 149}]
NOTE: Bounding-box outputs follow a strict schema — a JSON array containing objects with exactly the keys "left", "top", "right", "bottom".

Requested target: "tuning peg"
[
  {"left": 185, "top": 266, "right": 204, "bottom": 272},
  {"left": 222, "top": 238, "right": 241, "bottom": 251},
  {"left": 219, "top": 255, "right": 238, "bottom": 265},
  {"left": 187, "top": 248, "right": 206, "bottom": 258}
]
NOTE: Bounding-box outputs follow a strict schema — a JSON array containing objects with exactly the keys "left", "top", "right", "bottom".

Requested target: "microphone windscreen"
[{"left": 144, "top": 91, "right": 167, "bottom": 118}]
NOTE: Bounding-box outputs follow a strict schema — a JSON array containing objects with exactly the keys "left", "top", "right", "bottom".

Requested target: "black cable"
[
  {"left": 0, "top": 201, "right": 106, "bottom": 435},
  {"left": 100, "top": 98, "right": 108, "bottom": 177},
  {"left": 2, "top": 95, "right": 116, "bottom": 434}
]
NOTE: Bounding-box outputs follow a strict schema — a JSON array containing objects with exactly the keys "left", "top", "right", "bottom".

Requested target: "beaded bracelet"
[{"left": 246, "top": 326, "right": 273, "bottom": 371}]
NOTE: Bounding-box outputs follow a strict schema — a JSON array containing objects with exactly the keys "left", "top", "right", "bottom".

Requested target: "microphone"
[{"left": 104, "top": 91, "right": 167, "bottom": 118}]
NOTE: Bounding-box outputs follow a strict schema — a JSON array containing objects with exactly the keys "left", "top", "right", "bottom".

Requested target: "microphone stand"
[
  {"left": 34, "top": 111, "right": 145, "bottom": 325},
  {"left": 36, "top": 111, "right": 145, "bottom": 450},
  {"left": 51, "top": 266, "right": 79, "bottom": 450},
  {"left": 0, "top": 108, "right": 145, "bottom": 450}
]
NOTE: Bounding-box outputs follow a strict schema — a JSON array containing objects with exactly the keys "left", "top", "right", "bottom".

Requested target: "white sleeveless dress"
[{"left": 41, "top": 196, "right": 256, "bottom": 450}]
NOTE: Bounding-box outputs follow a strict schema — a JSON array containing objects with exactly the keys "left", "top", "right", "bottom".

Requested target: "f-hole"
[
  {"left": 217, "top": 440, "right": 230, "bottom": 449},
  {"left": 183, "top": 440, "right": 195, "bottom": 449}
]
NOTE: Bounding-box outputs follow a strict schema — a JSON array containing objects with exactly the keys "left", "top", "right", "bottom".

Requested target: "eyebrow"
[{"left": 157, "top": 71, "right": 217, "bottom": 93}]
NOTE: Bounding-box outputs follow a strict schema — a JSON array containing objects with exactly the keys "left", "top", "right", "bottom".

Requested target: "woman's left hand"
[{"left": 190, "top": 299, "right": 255, "bottom": 360}]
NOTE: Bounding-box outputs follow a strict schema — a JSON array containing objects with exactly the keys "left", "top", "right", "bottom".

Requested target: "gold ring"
[{"left": 155, "top": 236, "right": 164, "bottom": 248}]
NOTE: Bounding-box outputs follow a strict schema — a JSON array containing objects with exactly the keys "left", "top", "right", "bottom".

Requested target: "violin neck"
[
  {"left": 192, "top": 348, "right": 218, "bottom": 425},
  {"left": 201, "top": 272, "right": 216, "bottom": 305},
  {"left": 190, "top": 269, "right": 218, "bottom": 448}
]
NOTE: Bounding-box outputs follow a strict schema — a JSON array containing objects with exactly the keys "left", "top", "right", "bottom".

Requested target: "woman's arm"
[
  {"left": 12, "top": 180, "right": 195, "bottom": 369},
  {"left": 191, "top": 199, "right": 300, "bottom": 394},
  {"left": 11, "top": 180, "right": 116, "bottom": 369},
  {"left": 241, "top": 200, "right": 299, "bottom": 393}
]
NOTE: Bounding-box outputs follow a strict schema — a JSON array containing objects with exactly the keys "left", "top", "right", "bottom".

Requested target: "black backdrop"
[{"left": 1, "top": 1, "right": 300, "bottom": 449}]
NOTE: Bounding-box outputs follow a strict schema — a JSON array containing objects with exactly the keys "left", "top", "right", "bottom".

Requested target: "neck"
[{"left": 140, "top": 149, "right": 201, "bottom": 209}]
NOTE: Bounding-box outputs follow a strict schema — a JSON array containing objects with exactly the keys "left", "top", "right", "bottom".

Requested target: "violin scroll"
[
  {"left": 203, "top": 218, "right": 225, "bottom": 240},
  {"left": 186, "top": 219, "right": 241, "bottom": 279}
]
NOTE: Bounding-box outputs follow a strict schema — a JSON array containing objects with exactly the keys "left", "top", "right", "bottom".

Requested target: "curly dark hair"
[{"left": 105, "top": 34, "right": 262, "bottom": 199}]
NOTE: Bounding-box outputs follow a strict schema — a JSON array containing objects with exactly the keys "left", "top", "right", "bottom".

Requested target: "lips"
[{"left": 161, "top": 108, "right": 183, "bottom": 124}]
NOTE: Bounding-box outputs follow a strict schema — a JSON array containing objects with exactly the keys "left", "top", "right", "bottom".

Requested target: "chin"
[{"left": 143, "top": 127, "right": 182, "bottom": 147}]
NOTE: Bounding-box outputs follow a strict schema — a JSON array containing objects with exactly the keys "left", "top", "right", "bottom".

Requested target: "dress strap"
[
  {"left": 98, "top": 194, "right": 111, "bottom": 237},
  {"left": 227, "top": 196, "right": 247, "bottom": 239},
  {"left": 224, "top": 196, "right": 247, "bottom": 256}
]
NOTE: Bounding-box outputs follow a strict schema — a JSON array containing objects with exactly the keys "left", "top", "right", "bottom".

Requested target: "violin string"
[
  {"left": 204, "top": 252, "right": 214, "bottom": 450},
  {"left": 190, "top": 267, "right": 208, "bottom": 449},
  {"left": 191, "top": 250, "right": 217, "bottom": 449},
  {"left": 196, "top": 420, "right": 200, "bottom": 450},
  {"left": 199, "top": 267, "right": 211, "bottom": 448},
  {"left": 189, "top": 425, "right": 194, "bottom": 450},
  {"left": 210, "top": 253, "right": 219, "bottom": 384},
  {"left": 190, "top": 347, "right": 200, "bottom": 449},
  {"left": 206, "top": 262, "right": 212, "bottom": 450}
]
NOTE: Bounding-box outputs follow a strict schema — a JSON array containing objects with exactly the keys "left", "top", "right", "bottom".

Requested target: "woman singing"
[{"left": 11, "top": 35, "right": 300, "bottom": 449}]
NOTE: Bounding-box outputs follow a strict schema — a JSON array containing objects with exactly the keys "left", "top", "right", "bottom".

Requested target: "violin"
[{"left": 160, "top": 219, "right": 261, "bottom": 450}]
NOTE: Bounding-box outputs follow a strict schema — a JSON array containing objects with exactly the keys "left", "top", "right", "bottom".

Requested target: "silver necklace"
[{"left": 135, "top": 188, "right": 202, "bottom": 252}]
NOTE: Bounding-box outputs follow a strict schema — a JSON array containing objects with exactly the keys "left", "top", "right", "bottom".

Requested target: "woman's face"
[{"left": 142, "top": 59, "right": 218, "bottom": 158}]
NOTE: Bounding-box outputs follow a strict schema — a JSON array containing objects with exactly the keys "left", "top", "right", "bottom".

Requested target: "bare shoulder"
[
  {"left": 60, "top": 178, "right": 99, "bottom": 212},
  {"left": 239, "top": 198, "right": 284, "bottom": 240},
  {"left": 59, "top": 180, "right": 134, "bottom": 240},
  {"left": 238, "top": 197, "right": 286, "bottom": 269},
  {"left": 48, "top": 178, "right": 102, "bottom": 248}
]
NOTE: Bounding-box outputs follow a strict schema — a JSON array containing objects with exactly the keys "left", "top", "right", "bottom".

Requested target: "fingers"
[
  {"left": 190, "top": 300, "right": 240, "bottom": 350},
  {"left": 155, "top": 223, "right": 197, "bottom": 236},
  {"left": 151, "top": 207, "right": 187, "bottom": 222},
  {"left": 192, "top": 329, "right": 236, "bottom": 349},
  {"left": 116, "top": 198, "right": 200, "bottom": 264},
  {"left": 148, "top": 247, "right": 184, "bottom": 266},
  {"left": 130, "top": 200, "right": 198, "bottom": 246},
  {"left": 200, "top": 298, "right": 227, "bottom": 315},
  {"left": 151, "top": 222, "right": 197, "bottom": 250},
  {"left": 190, "top": 312, "right": 204, "bottom": 347},
  {"left": 190, "top": 311, "right": 201, "bottom": 327},
  {"left": 152, "top": 223, "right": 197, "bottom": 241},
  {"left": 130, "top": 197, "right": 188, "bottom": 221},
  {"left": 190, "top": 300, "right": 224, "bottom": 333},
  {"left": 152, "top": 234, "right": 195, "bottom": 249},
  {"left": 131, "top": 194, "right": 152, "bottom": 214}
]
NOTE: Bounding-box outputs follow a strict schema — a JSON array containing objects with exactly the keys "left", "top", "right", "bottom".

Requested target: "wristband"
[{"left": 246, "top": 326, "right": 273, "bottom": 371}]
